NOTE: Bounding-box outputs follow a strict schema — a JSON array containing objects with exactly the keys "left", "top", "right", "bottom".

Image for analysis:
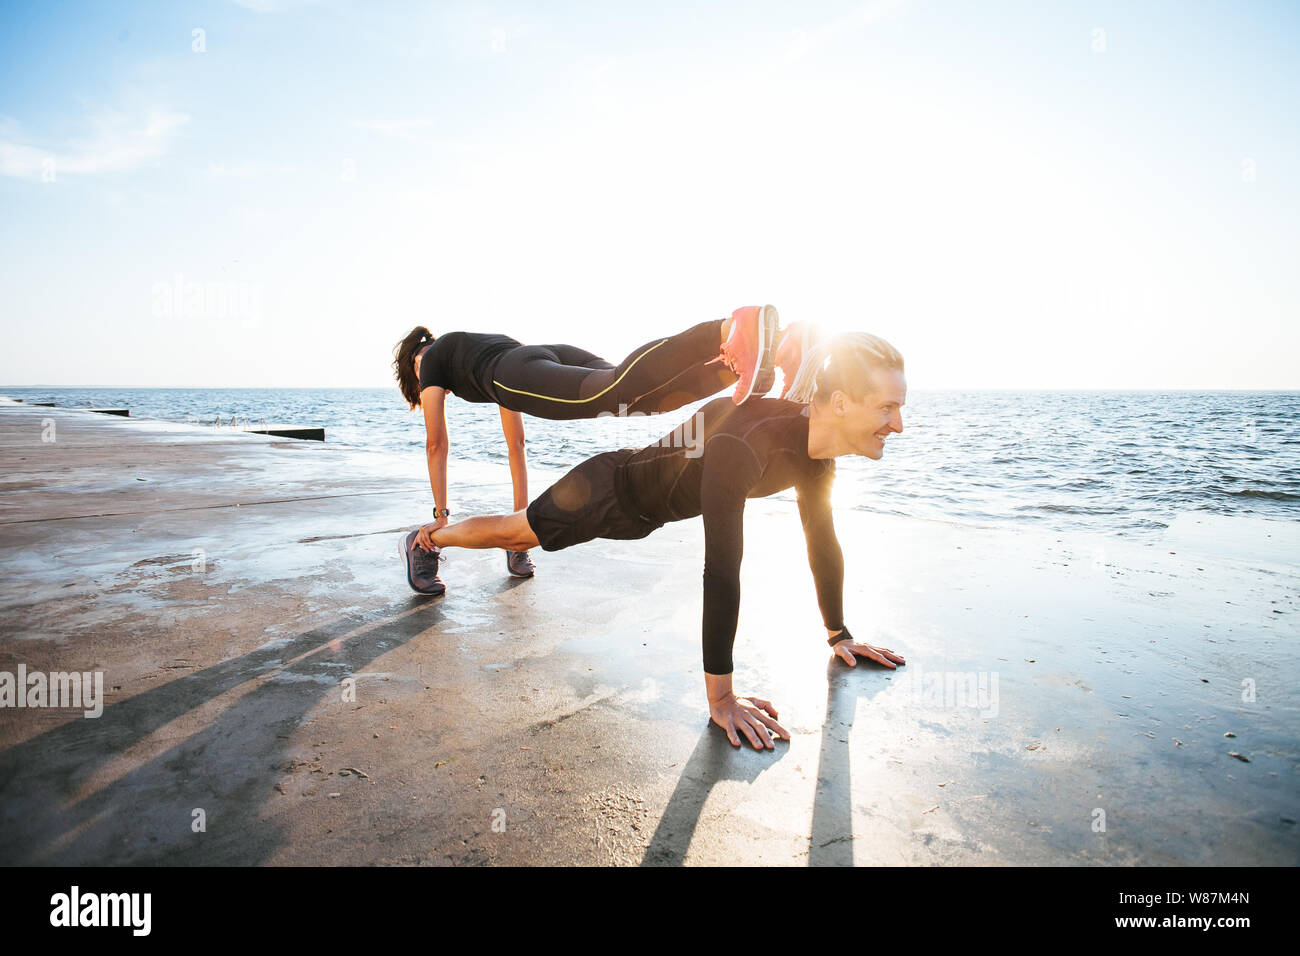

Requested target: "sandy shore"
[{"left": 0, "top": 396, "right": 1296, "bottom": 865}]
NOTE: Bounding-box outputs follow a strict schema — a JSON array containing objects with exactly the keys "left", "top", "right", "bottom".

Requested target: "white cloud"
[
  {"left": 786, "top": 0, "right": 908, "bottom": 61},
  {"left": 231, "top": 0, "right": 324, "bottom": 13},
  {"left": 355, "top": 118, "right": 434, "bottom": 139},
  {"left": 204, "top": 161, "right": 260, "bottom": 179},
  {"left": 0, "top": 110, "right": 189, "bottom": 181}
]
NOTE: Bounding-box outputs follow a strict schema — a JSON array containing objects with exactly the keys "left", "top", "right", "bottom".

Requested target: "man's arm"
[
  {"left": 700, "top": 435, "right": 757, "bottom": 677},
  {"left": 699, "top": 435, "right": 790, "bottom": 749},
  {"left": 796, "top": 466, "right": 907, "bottom": 670},
  {"left": 795, "top": 465, "right": 845, "bottom": 642}
]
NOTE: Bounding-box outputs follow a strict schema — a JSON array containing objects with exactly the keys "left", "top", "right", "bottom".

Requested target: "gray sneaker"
[
  {"left": 506, "top": 550, "right": 536, "bottom": 578},
  {"left": 401, "top": 530, "right": 445, "bottom": 596}
]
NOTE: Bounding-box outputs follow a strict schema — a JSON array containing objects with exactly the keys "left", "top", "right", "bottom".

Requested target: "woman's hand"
[{"left": 413, "top": 517, "right": 447, "bottom": 551}]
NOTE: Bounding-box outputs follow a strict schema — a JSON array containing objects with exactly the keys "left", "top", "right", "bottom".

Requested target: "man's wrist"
[
  {"left": 827, "top": 625, "right": 852, "bottom": 647},
  {"left": 704, "top": 671, "right": 735, "bottom": 704}
]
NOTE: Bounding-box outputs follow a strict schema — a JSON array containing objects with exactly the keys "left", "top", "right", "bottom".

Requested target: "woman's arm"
[
  {"left": 421, "top": 386, "right": 450, "bottom": 529},
  {"left": 499, "top": 407, "right": 529, "bottom": 511}
]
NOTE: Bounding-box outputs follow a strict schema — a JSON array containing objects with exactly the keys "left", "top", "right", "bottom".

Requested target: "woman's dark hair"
[{"left": 394, "top": 326, "right": 435, "bottom": 409}]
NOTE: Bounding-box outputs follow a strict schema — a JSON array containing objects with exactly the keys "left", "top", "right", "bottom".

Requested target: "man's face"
[{"left": 834, "top": 368, "right": 906, "bottom": 460}]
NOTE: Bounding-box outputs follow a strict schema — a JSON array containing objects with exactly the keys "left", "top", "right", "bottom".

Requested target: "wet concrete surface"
[{"left": 0, "top": 398, "right": 1296, "bottom": 865}]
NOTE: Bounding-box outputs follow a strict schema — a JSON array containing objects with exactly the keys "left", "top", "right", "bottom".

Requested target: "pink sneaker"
[
  {"left": 774, "top": 321, "right": 812, "bottom": 400},
  {"left": 715, "top": 305, "right": 778, "bottom": 404}
]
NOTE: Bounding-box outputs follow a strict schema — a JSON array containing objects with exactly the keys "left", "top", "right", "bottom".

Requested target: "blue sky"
[{"left": 1, "top": 0, "right": 1297, "bottom": 388}]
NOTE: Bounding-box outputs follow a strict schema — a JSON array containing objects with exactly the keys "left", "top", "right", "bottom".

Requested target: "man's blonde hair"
[{"left": 784, "top": 330, "right": 904, "bottom": 405}]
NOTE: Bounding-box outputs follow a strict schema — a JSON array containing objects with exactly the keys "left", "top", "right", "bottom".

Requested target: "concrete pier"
[
  {"left": 0, "top": 398, "right": 1296, "bottom": 865},
  {"left": 243, "top": 425, "right": 325, "bottom": 441}
]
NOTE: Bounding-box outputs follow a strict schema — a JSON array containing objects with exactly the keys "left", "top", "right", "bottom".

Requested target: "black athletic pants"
[{"left": 489, "top": 319, "right": 734, "bottom": 420}]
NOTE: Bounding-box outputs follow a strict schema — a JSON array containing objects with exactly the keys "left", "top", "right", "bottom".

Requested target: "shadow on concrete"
[
  {"left": 640, "top": 657, "right": 897, "bottom": 866},
  {"left": 0, "top": 597, "right": 444, "bottom": 865},
  {"left": 640, "top": 721, "right": 790, "bottom": 866},
  {"left": 489, "top": 575, "right": 533, "bottom": 596},
  {"left": 809, "top": 656, "right": 896, "bottom": 866}
]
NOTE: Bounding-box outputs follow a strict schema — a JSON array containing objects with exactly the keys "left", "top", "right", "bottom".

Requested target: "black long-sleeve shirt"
[{"left": 614, "top": 397, "right": 845, "bottom": 674}]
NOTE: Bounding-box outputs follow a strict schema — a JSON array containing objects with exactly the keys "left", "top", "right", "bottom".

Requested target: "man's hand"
[
  {"left": 832, "top": 633, "right": 906, "bottom": 669},
  {"left": 413, "top": 517, "right": 447, "bottom": 551},
  {"left": 708, "top": 692, "right": 790, "bottom": 750}
]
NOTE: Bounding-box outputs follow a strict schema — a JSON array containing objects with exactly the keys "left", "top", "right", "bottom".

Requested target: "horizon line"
[{"left": 5, "top": 385, "right": 1300, "bottom": 394}]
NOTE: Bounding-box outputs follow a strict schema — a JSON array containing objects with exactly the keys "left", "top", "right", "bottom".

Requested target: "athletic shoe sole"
[
  {"left": 400, "top": 531, "right": 446, "bottom": 596},
  {"left": 751, "top": 305, "right": 779, "bottom": 399},
  {"left": 735, "top": 305, "right": 778, "bottom": 403}
]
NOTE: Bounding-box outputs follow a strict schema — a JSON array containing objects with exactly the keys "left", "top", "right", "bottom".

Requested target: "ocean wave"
[
  {"left": 1220, "top": 488, "right": 1300, "bottom": 502},
  {"left": 9, "top": 386, "right": 1298, "bottom": 537}
]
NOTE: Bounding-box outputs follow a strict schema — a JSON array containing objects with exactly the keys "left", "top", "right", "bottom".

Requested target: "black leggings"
[{"left": 489, "top": 318, "right": 735, "bottom": 420}]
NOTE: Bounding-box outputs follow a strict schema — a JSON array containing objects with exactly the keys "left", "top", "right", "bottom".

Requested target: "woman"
[{"left": 393, "top": 306, "right": 784, "bottom": 592}]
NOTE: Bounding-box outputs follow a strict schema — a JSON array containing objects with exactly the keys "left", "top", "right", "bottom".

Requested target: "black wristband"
[{"left": 827, "top": 625, "right": 852, "bottom": 647}]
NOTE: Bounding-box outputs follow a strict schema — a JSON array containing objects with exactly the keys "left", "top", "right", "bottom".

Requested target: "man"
[{"left": 405, "top": 332, "right": 909, "bottom": 750}]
